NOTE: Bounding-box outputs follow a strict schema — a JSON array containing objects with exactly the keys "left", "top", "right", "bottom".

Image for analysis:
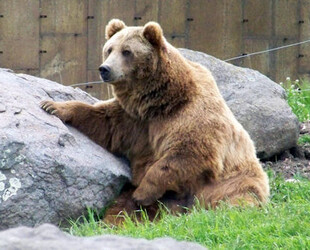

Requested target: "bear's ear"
[
  {"left": 143, "top": 22, "right": 164, "bottom": 47},
  {"left": 105, "top": 19, "right": 126, "bottom": 40}
]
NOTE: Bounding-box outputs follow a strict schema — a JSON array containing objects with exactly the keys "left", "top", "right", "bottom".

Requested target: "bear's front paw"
[
  {"left": 40, "top": 101, "right": 59, "bottom": 116},
  {"left": 132, "top": 185, "right": 163, "bottom": 207},
  {"left": 133, "top": 188, "right": 156, "bottom": 207},
  {"left": 40, "top": 100, "right": 70, "bottom": 122}
]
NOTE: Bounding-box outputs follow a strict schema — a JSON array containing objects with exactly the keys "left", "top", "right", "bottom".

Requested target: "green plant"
[
  {"left": 282, "top": 78, "right": 310, "bottom": 122},
  {"left": 298, "top": 134, "right": 310, "bottom": 145}
]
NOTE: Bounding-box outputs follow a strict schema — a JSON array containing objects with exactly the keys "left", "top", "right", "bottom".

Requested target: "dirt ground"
[{"left": 262, "top": 122, "right": 310, "bottom": 180}]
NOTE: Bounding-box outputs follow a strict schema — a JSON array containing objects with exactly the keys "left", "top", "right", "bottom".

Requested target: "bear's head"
[{"left": 99, "top": 19, "right": 166, "bottom": 84}]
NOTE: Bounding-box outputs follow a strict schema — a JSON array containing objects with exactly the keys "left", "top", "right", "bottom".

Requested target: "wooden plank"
[
  {"left": 0, "top": 39, "right": 39, "bottom": 70},
  {"left": 300, "top": 0, "right": 310, "bottom": 39},
  {"left": 86, "top": 70, "right": 113, "bottom": 100},
  {"left": 274, "top": 39, "right": 299, "bottom": 83},
  {"left": 298, "top": 43, "right": 310, "bottom": 75},
  {"left": 0, "top": 0, "right": 39, "bottom": 69},
  {"left": 40, "top": 0, "right": 87, "bottom": 34},
  {"left": 243, "top": 39, "right": 270, "bottom": 77},
  {"left": 274, "top": 0, "right": 299, "bottom": 38},
  {"left": 159, "top": 0, "right": 186, "bottom": 34},
  {"left": 87, "top": 0, "right": 110, "bottom": 70},
  {"left": 299, "top": 0, "right": 310, "bottom": 74},
  {"left": 243, "top": 0, "right": 272, "bottom": 38},
  {"left": 159, "top": 0, "right": 187, "bottom": 48},
  {"left": 188, "top": 0, "right": 226, "bottom": 58},
  {"left": 108, "top": 0, "right": 136, "bottom": 26},
  {"left": 0, "top": 0, "right": 39, "bottom": 39},
  {"left": 223, "top": 0, "right": 243, "bottom": 60},
  {"left": 39, "top": 35, "right": 87, "bottom": 85},
  {"left": 135, "top": 0, "right": 159, "bottom": 25},
  {"left": 166, "top": 36, "right": 186, "bottom": 48},
  {"left": 40, "top": 0, "right": 88, "bottom": 85}
]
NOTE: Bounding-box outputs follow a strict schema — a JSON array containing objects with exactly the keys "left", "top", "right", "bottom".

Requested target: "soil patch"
[{"left": 262, "top": 122, "right": 310, "bottom": 180}]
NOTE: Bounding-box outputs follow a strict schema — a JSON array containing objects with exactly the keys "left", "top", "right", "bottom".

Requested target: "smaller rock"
[
  {"left": 300, "top": 121, "right": 310, "bottom": 134},
  {"left": 0, "top": 223, "right": 206, "bottom": 250}
]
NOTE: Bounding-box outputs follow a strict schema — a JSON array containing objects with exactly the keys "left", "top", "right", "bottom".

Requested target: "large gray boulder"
[
  {"left": 180, "top": 49, "right": 299, "bottom": 159},
  {"left": 0, "top": 223, "right": 206, "bottom": 250},
  {"left": 0, "top": 69, "right": 131, "bottom": 230}
]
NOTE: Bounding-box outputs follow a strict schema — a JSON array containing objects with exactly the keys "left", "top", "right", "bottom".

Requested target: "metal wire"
[
  {"left": 224, "top": 39, "right": 310, "bottom": 62},
  {"left": 70, "top": 81, "right": 103, "bottom": 87}
]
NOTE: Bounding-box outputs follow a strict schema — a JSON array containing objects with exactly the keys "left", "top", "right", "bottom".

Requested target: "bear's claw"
[{"left": 40, "top": 101, "right": 58, "bottom": 115}]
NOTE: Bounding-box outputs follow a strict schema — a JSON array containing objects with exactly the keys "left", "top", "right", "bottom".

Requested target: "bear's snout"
[{"left": 99, "top": 65, "right": 112, "bottom": 82}]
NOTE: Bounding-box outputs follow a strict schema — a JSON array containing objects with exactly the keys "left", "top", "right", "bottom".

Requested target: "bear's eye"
[
  {"left": 107, "top": 48, "right": 112, "bottom": 55},
  {"left": 122, "top": 50, "right": 131, "bottom": 57}
]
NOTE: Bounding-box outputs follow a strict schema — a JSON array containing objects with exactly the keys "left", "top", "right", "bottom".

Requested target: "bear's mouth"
[
  {"left": 100, "top": 73, "right": 112, "bottom": 83},
  {"left": 101, "top": 77, "right": 112, "bottom": 83},
  {"left": 101, "top": 75, "right": 125, "bottom": 84}
]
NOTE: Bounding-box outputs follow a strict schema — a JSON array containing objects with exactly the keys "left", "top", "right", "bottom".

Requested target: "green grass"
[
  {"left": 298, "top": 134, "right": 310, "bottom": 145},
  {"left": 68, "top": 172, "right": 310, "bottom": 249},
  {"left": 282, "top": 78, "right": 310, "bottom": 122}
]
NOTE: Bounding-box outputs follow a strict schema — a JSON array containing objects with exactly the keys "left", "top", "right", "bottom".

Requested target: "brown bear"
[{"left": 41, "top": 19, "right": 269, "bottom": 223}]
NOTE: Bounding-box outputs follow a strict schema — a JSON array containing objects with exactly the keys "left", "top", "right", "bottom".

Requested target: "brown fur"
[{"left": 41, "top": 19, "right": 269, "bottom": 224}]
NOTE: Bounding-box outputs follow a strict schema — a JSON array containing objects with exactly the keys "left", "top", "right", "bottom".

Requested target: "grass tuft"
[
  {"left": 298, "top": 134, "right": 310, "bottom": 145},
  {"left": 282, "top": 78, "right": 310, "bottom": 122}
]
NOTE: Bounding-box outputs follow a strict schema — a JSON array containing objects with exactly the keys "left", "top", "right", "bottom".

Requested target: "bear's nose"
[{"left": 99, "top": 65, "right": 111, "bottom": 82}]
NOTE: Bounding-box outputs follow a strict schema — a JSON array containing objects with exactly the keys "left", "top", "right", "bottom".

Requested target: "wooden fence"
[{"left": 0, "top": 0, "right": 309, "bottom": 100}]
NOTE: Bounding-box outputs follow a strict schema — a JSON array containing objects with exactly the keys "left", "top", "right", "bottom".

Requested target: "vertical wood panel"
[
  {"left": 188, "top": 0, "right": 226, "bottom": 58},
  {"left": 243, "top": 39, "right": 270, "bottom": 76},
  {"left": 0, "top": 0, "right": 39, "bottom": 69},
  {"left": 86, "top": 0, "right": 110, "bottom": 100},
  {"left": 40, "top": 0, "right": 87, "bottom": 34},
  {"left": 223, "top": 0, "right": 243, "bottom": 59},
  {"left": 40, "top": 36, "right": 87, "bottom": 85},
  {"left": 275, "top": 39, "right": 299, "bottom": 83},
  {"left": 40, "top": 0, "right": 87, "bottom": 85},
  {"left": 87, "top": 0, "right": 110, "bottom": 70},
  {"left": 167, "top": 37, "right": 186, "bottom": 49},
  {"left": 243, "top": 0, "right": 272, "bottom": 38},
  {"left": 135, "top": 0, "right": 159, "bottom": 25},
  {"left": 159, "top": 0, "right": 187, "bottom": 48},
  {"left": 299, "top": 0, "right": 310, "bottom": 74},
  {"left": 108, "top": 0, "right": 136, "bottom": 25},
  {"left": 274, "top": 0, "right": 299, "bottom": 38}
]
